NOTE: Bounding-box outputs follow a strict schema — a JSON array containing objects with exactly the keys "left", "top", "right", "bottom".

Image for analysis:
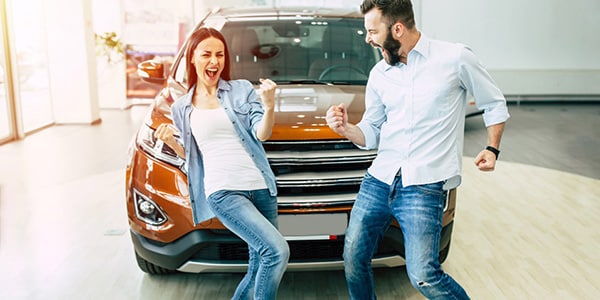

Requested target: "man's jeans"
[
  {"left": 208, "top": 189, "right": 289, "bottom": 300},
  {"left": 344, "top": 173, "right": 469, "bottom": 300}
]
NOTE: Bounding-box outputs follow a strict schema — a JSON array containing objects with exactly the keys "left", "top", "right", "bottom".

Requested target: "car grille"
[
  {"left": 192, "top": 240, "right": 398, "bottom": 262},
  {"left": 263, "top": 140, "right": 377, "bottom": 208}
]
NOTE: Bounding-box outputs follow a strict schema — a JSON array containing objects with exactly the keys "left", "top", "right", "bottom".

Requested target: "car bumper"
[{"left": 130, "top": 221, "right": 454, "bottom": 273}]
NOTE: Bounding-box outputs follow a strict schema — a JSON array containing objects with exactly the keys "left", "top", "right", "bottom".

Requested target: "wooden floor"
[{"left": 0, "top": 103, "right": 599, "bottom": 299}]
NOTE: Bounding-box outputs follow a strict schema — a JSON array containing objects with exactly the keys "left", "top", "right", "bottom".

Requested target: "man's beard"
[{"left": 382, "top": 30, "right": 401, "bottom": 65}]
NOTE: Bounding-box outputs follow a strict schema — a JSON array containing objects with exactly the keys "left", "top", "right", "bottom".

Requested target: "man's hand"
[
  {"left": 474, "top": 149, "right": 497, "bottom": 171},
  {"left": 326, "top": 103, "right": 348, "bottom": 136}
]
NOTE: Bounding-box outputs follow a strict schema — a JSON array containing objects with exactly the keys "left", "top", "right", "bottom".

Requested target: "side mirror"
[{"left": 137, "top": 60, "right": 166, "bottom": 85}]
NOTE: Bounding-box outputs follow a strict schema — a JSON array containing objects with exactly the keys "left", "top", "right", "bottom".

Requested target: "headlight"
[{"left": 136, "top": 124, "right": 185, "bottom": 168}]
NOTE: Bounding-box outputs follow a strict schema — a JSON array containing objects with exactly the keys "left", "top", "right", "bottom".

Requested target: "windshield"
[{"left": 219, "top": 17, "right": 381, "bottom": 85}]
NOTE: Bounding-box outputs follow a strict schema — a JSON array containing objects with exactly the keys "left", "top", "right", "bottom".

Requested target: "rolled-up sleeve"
[{"left": 458, "top": 45, "right": 510, "bottom": 126}]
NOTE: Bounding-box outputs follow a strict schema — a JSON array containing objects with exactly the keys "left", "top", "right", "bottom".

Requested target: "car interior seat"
[
  {"left": 229, "top": 28, "right": 262, "bottom": 81},
  {"left": 308, "top": 26, "right": 369, "bottom": 81}
]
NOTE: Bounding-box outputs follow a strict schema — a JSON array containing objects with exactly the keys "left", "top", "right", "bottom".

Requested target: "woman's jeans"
[
  {"left": 344, "top": 173, "right": 469, "bottom": 300},
  {"left": 208, "top": 189, "right": 289, "bottom": 300}
]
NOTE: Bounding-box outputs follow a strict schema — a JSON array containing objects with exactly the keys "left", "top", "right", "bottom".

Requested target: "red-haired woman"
[{"left": 154, "top": 27, "right": 289, "bottom": 300}]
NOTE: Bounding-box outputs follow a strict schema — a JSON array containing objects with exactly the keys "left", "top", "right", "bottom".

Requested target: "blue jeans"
[
  {"left": 344, "top": 173, "right": 469, "bottom": 300},
  {"left": 208, "top": 189, "right": 290, "bottom": 300}
]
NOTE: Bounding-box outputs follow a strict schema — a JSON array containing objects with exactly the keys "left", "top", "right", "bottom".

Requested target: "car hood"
[
  {"left": 152, "top": 84, "right": 365, "bottom": 141},
  {"left": 269, "top": 84, "right": 365, "bottom": 141}
]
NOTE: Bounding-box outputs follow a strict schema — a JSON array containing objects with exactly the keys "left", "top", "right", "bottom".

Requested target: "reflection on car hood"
[
  {"left": 152, "top": 84, "right": 366, "bottom": 141},
  {"left": 269, "top": 84, "right": 365, "bottom": 141}
]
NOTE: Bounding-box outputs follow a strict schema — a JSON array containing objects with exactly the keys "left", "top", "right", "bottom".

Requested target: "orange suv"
[{"left": 126, "top": 6, "right": 457, "bottom": 274}]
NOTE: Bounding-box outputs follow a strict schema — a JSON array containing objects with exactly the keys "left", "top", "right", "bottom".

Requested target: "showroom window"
[
  {"left": 10, "top": 0, "right": 53, "bottom": 132},
  {"left": 0, "top": 1, "right": 14, "bottom": 143},
  {"left": 0, "top": 23, "right": 11, "bottom": 142},
  {"left": 0, "top": 0, "right": 53, "bottom": 144}
]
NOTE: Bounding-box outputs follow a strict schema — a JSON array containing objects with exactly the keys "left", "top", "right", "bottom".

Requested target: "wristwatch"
[{"left": 485, "top": 146, "right": 500, "bottom": 159}]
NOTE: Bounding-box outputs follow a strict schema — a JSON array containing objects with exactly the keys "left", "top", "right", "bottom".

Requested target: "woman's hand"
[
  {"left": 256, "top": 78, "right": 276, "bottom": 141},
  {"left": 258, "top": 78, "right": 276, "bottom": 111},
  {"left": 154, "top": 124, "right": 177, "bottom": 144},
  {"left": 154, "top": 123, "right": 185, "bottom": 158}
]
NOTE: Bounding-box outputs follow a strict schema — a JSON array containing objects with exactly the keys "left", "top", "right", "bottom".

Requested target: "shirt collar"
[{"left": 383, "top": 33, "right": 430, "bottom": 71}]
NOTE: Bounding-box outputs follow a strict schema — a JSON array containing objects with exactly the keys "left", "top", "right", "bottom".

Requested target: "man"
[{"left": 325, "top": 0, "right": 509, "bottom": 299}]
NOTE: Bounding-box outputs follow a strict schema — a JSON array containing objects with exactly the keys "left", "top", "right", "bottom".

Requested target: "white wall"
[
  {"left": 44, "top": 0, "right": 101, "bottom": 124},
  {"left": 195, "top": 0, "right": 599, "bottom": 97},
  {"left": 418, "top": 0, "right": 600, "bottom": 97}
]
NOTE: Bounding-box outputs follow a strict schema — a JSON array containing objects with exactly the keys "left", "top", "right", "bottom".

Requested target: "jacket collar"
[{"left": 182, "top": 78, "right": 232, "bottom": 108}]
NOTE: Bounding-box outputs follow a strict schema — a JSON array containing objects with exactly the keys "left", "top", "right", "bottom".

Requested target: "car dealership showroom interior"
[{"left": 0, "top": 0, "right": 599, "bottom": 299}]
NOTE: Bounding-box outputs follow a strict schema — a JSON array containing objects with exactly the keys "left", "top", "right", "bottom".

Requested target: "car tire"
[
  {"left": 438, "top": 241, "right": 451, "bottom": 264},
  {"left": 135, "top": 251, "right": 176, "bottom": 275}
]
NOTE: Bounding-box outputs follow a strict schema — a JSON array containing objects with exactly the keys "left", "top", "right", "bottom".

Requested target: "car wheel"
[
  {"left": 438, "top": 241, "right": 451, "bottom": 264},
  {"left": 135, "top": 251, "right": 176, "bottom": 275}
]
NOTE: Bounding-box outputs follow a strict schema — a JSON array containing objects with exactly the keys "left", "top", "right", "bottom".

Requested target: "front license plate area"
[{"left": 278, "top": 213, "right": 347, "bottom": 240}]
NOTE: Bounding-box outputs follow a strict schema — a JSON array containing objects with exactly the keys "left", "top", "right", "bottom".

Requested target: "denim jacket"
[{"left": 170, "top": 79, "right": 277, "bottom": 225}]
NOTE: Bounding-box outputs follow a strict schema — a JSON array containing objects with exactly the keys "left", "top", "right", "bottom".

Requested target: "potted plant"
[{"left": 95, "top": 31, "right": 125, "bottom": 64}]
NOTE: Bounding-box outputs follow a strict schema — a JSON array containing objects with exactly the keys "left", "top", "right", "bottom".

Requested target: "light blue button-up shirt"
[
  {"left": 357, "top": 34, "right": 510, "bottom": 189},
  {"left": 170, "top": 79, "right": 277, "bottom": 225}
]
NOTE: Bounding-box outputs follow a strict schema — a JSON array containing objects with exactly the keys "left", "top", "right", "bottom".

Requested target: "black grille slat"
[
  {"left": 277, "top": 185, "right": 360, "bottom": 196},
  {"left": 270, "top": 160, "right": 372, "bottom": 176},
  {"left": 192, "top": 240, "right": 396, "bottom": 262},
  {"left": 268, "top": 155, "right": 375, "bottom": 165},
  {"left": 263, "top": 140, "right": 357, "bottom": 151}
]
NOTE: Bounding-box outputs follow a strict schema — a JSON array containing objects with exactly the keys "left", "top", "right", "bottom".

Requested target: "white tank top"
[{"left": 190, "top": 105, "right": 267, "bottom": 197}]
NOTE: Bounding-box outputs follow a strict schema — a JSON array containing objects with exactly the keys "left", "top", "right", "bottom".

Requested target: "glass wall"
[
  {"left": 0, "top": 0, "right": 54, "bottom": 144},
  {"left": 123, "top": 0, "right": 184, "bottom": 100},
  {"left": 0, "top": 59, "right": 10, "bottom": 141},
  {"left": 0, "top": 0, "right": 13, "bottom": 142},
  {"left": 10, "top": 0, "right": 53, "bottom": 132}
]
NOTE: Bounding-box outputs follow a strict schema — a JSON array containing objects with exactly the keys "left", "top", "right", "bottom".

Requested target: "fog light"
[
  {"left": 139, "top": 200, "right": 156, "bottom": 215},
  {"left": 133, "top": 189, "right": 167, "bottom": 225}
]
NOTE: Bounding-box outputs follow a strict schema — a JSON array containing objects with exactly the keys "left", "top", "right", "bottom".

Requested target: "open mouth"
[
  {"left": 370, "top": 42, "right": 384, "bottom": 53},
  {"left": 206, "top": 67, "right": 219, "bottom": 80}
]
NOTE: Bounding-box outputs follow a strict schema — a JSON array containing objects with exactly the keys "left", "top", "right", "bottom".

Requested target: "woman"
[{"left": 154, "top": 27, "right": 289, "bottom": 300}]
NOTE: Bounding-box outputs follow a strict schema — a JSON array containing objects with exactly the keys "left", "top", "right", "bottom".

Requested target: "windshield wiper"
[
  {"left": 279, "top": 79, "right": 334, "bottom": 86},
  {"left": 251, "top": 79, "right": 357, "bottom": 85}
]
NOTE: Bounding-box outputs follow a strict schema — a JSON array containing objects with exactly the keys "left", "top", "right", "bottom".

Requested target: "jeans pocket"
[
  {"left": 207, "top": 190, "right": 232, "bottom": 205},
  {"left": 414, "top": 181, "right": 444, "bottom": 196}
]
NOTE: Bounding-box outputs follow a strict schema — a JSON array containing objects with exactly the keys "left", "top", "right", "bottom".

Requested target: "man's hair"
[{"left": 360, "top": 0, "right": 416, "bottom": 30}]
